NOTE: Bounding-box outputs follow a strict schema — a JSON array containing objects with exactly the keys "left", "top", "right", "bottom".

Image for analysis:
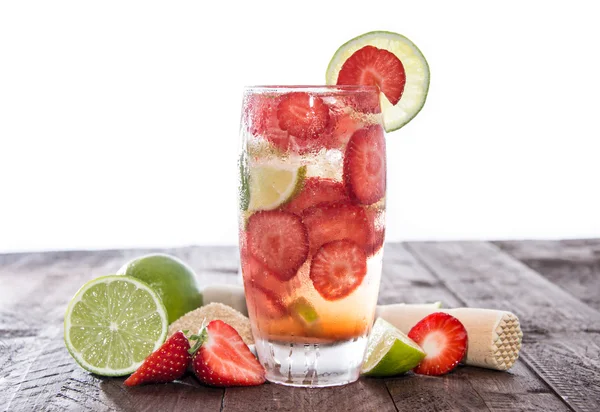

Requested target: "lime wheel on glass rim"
[{"left": 326, "top": 31, "right": 430, "bottom": 132}]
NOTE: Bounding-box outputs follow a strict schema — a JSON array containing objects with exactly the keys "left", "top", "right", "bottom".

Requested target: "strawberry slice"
[
  {"left": 310, "top": 239, "right": 367, "bottom": 301},
  {"left": 244, "top": 282, "right": 288, "bottom": 319},
  {"left": 408, "top": 313, "right": 468, "bottom": 376},
  {"left": 282, "top": 177, "right": 349, "bottom": 215},
  {"left": 302, "top": 202, "right": 370, "bottom": 256},
  {"left": 191, "top": 320, "right": 266, "bottom": 387},
  {"left": 337, "top": 45, "right": 406, "bottom": 105},
  {"left": 246, "top": 210, "right": 309, "bottom": 281},
  {"left": 344, "top": 125, "right": 386, "bottom": 205},
  {"left": 124, "top": 331, "right": 191, "bottom": 386},
  {"left": 277, "top": 92, "right": 330, "bottom": 140},
  {"left": 247, "top": 92, "right": 333, "bottom": 154},
  {"left": 327, "top": 110, "right": 365, "bottom": 148},
  {"left": 365, "top": 207, "right": 385, "bottom": 256},
  {"left": 241, "top": 252, "right": 288, "bottom": 303},
  {"left": 246, "top": 94, "right": 290, "bottom": 151},
  {"left": 339, "top": 91, "right": 382, "bottom": 115}
]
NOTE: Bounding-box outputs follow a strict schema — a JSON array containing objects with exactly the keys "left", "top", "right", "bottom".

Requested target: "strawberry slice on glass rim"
[{"left": 326, "top": 31, "right": 430, "bottom": 132}]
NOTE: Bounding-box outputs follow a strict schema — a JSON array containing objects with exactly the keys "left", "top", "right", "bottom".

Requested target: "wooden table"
[{"left": 1, "top": 240, "right": 599, "bottom": 412}]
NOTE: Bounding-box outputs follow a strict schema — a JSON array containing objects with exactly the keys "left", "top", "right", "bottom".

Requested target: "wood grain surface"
[{"left": 1, "top": 241, "right": 598, "bottom": 412}]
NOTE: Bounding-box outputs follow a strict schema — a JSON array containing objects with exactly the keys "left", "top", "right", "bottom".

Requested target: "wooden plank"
[
  {"left": 495, "top": 239, "right": 600, "bottom": 311},
  {"left": 407, "top": 241, "right": 600, "bottom": 412},
  {"left": 0, "top": 247, "right": 239, "bottom": 412},
  {"left": 380, "top": 243, "right": 570, "bottom": 412},
  {"left": 217, "top": 243, "right": 574, "bottom": 412},
  {"left": 378, "top": 244, "right": 463, "bottom": 307},
  {"left": 0, "top": 243, "right": 589, "bottom": 411},
  {"left": 222, "top": 379, "right": 397, "bottom": 412},
  {"left": 46, "top": 371, "right": 223, "bottom": 412}
]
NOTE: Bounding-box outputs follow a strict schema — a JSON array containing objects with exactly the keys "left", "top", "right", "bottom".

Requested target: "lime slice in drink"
[
  {"left": 64, "top": 275, "right": 168, "bottom": 376},
  {"left": 326, "top": 31, "right": 430, "bottom": 132},
  {"left": 289, "top": 297, "right": 319, "bottom": 324},
  {"left": 248, "top": 165, "right": 306, "bottom": 211},
  {"left": 362, "top": 317, "right": 426, "bottom": 377}
]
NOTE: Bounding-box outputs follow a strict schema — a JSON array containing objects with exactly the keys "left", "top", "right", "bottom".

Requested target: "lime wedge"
[
  {"left": 326, "top": 31, "right": 430, "bottom": 132},
  {"left": 289, "top": 297, "right": 319, "bottom": 324},
  {"left": 248, "top": 165, "right": 306, "bottom": 211},
  {"left": 64, "top": 275, "right": 168, "bottom": 376},
  {"left": 362, "top": 317, "right": 426, "bottom": 377}
]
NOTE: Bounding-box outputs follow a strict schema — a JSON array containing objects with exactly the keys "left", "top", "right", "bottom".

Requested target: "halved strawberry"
[
  {"left": 246, "top": 210, "right": 309, "bottom": 281},
  {"left": 302, "top": 202, "right": 370, "bottom": 256},
  {"left": 344, "top": 125, "right": 386, "bottom": 205},
  {"left": 408, "top": 313, "right": 468, "bottom": 376},
  {"left": 337, "top": 45, "right": 406, "bottom": 105},
  {"left": 282, "top": 177, "right": 349, "bottom": 215},
  {"left": 191, "top": 320, "right": 266, "bottom": 387},
  {"left": 124, "top": 331, "right": 191, "bottom": 386},
  {"left": 310, "top": 239, "right": 367, "bottom": 301},
  {"left": 365, "top": 207, "right": 385, "bottom": 256},
  {"left": 277, "top": 92, "right": 330, "bottom": 140}
]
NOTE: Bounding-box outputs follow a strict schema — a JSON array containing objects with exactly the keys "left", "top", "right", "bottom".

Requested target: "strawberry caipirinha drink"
[
  {"left": 238, "top": 32, "right": 429, "bottom": 387},
  {"left": 239, "top": 85, "right": 385, "bottom": 386}
]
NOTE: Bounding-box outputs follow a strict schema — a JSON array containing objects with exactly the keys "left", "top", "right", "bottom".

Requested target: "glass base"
[{"left": 254, "top": 336, "right": 368, "bottom": 387}]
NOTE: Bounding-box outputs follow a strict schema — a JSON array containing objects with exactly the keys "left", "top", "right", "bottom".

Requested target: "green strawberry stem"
[{"left": 188, "top": 321, "right": 209, "bottom": 355}]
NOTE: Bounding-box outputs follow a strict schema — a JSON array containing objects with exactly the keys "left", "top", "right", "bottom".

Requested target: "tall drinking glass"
[{"left": 238, "top": 86, "right": 386, "bottom": 387}]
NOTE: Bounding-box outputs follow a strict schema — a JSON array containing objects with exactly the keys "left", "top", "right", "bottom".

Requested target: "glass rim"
[{"left": 244, "top": 85, "right": 379, "bottom": 93}]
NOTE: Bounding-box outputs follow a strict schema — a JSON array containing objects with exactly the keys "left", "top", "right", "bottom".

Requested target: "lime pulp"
[
  {"left": 362, "top": 317, "right": 426, "bottom": 377},
  {"left": 64, "top": 275, "right": 168, "bottom": 376}
]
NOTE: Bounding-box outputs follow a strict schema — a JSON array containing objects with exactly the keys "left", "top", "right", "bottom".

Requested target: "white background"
[{"left": 1, "top": 1, "right": 599, "bottom": 253}]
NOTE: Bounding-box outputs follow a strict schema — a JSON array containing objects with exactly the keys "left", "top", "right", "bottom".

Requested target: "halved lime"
[
  {"left": 248, "top": 165, "right": 306, "bottom": 211},
  {"left": 64, "top": 275, "right": 168, "bottom": 376},
  {"left": 326, "top": 31, "right": 430, "bottom": 132},
  {"left": 362, "top": 317, "right": 426, "bottom": 377}
]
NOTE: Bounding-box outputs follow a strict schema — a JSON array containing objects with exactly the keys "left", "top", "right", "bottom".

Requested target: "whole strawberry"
[
  {"left": 190, "top": 320, "right": 265, "bottom": 387},
  {"left": 124, "top": 331, "right": 191, "bottom": 386}
]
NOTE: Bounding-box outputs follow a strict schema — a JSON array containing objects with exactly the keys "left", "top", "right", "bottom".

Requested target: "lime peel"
[
  {"left": 362, "top": 317, "right": 425, "bottom": 377},
  {"left": 289, "top": 297, "right": 319, "bottom": 324},
  {"left": 248, "top": 165, "right": 306, "bottom": 211}
]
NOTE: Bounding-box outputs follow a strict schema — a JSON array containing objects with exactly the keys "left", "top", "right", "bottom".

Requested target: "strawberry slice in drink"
[
  {"left": 408, "top": 312, "right": 468, "bottom": 376},
  {"left": 344, "top": 125, "right": 386, "bottom": 205},
  {"left": 302, "top": 201, "right": 370, "bottom": 256},
  {"left": 246, "top": 93, "right": 294, "bottom": 153},
  {"left": 277, "top": 92, "right": 331, "bottom": 141},
  {"left": 364, "top": 207, "right": 385, "bottom": 256},
  {"left": 336, "top": 45, "right": 406, "bottom": 106},
  {"left": 337, "top": 89, "right": 382, "bottom": 115},
  {"left": 310, "top": 239, "right": 367, "bottom": 301},
  {"left": 282, "top": 177, "right": 349, "bottom": 215},
  {"left": 326, "top": 110, "right": 365, "bottom": 148},
  {"left": 241, "top": 252, "right": 288, "bottom": 301},
  {"left": 246, "top": 210, "right": 309, "bottom": 281},
  {"left": 247, "top": 92, "right": 333, "bottom": 154},
  {"left": 244, "top": 282, "right": 288, "bottom": 319}
]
